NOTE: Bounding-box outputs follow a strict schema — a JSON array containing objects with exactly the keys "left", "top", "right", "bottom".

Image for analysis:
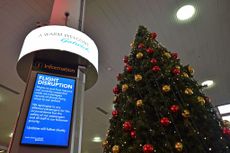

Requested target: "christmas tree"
[{"left": 102, "top": 26, "right": 230, "bottom": 153}]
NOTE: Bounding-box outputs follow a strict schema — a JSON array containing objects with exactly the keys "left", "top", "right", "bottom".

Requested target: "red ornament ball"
[
  {"left": 116, "top": 73, "right": 122, "bottom": 81},
  {"left": 223, "top": 127, "right": 230, "bottom": 135},
  {"left": 170, "top": 105, "right": 180, "bottom": 113},
  {"left": 160, "top": 117, "right": 170, "bottom": 126},
  {"left": 143, "top": 144, "right": 154, "bottom": 153},
  {"left": 205, "top": 97, "right": 211, "bottom": 103},
  {"left": 150, "top": 58, "right": 157, "bottom": 64},
  {"left": 113, "top": 86, "right": 119, "bottom": 94},
  {"left": 112, "top": 110, "right": 118, "bottom": 117},
  {"left": 150, "top": 32, "right": 157, "bottom": 39},
  {"left": 172, "top": 68, "right": 181, "bottom": 75},
  {"left": 152, "top": 66, "right": 161, "bottom": 72},
  {"left": 123, "top": 121, "right": 132, "bottom": 131},
  {"left": 146, "top": 48, "right": 154, "bottom": 54},
  {"left": 123, "top": 56, "right": 128, "bottom": 63},
  {"left": 126, "top": 65, "right": 133, "bottom": 72},
  {"left": 138, "top": 43, "right": 145, "bottom": 49},
  {"left": 171, "top": 52, "right": 178, "bottom": 59},
  {"left": 130, "top": 131, "right": 136, "bottom": 138}
]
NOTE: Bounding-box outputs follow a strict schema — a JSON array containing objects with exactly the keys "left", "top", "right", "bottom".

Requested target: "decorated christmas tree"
[{"left": 102, "top": 26, "right": 230, "bottom": 153}]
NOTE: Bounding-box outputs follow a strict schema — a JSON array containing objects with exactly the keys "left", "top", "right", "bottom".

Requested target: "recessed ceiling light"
[
  {"left": 201, "top": 80, "right": 214, "bottom": 88},
  {"left": 222, "top": 115, "right": 230, "bottom": 122},
  {"left": 177, "top": 5, "right": 195, "bottom": 21},
  {"left": 9, "top": 132, "right": 13, "bottom": 138},
  {"left": 92, "top": 136, "right": 102, "bottom": 142},
  {"left": 218, "top": 104, "right": 230, "bottom": 114}
]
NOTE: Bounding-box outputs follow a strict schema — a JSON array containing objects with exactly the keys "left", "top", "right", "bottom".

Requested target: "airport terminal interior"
[{"left": 0, "top": 0, "right": 230, "bottom": 153}]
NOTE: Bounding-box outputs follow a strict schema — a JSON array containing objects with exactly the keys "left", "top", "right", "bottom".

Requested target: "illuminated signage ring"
[{"left": 17, "top": 25, "right": 98, "bottom": 89}]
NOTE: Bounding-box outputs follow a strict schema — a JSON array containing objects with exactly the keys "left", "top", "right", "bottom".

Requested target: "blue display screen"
[{"left": 21, "top": 73, "right": 76, "bottom": 147}]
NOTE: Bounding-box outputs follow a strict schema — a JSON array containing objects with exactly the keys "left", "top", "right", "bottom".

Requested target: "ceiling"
[{"left": 0, "top": 0, "right": 230, "bottom": 153}]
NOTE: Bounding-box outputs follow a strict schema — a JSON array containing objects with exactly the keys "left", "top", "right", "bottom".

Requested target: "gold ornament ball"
[
  {"left": 122, "top": 84, "right": 129, "bottom": 92},
  {"left": 175, "top": 142, "right": 183, "bottom": 151},
  {"left": 112, "top": 145, "right": 120, "bottom": 153},
  {"left": 102, "top": 140, "right": 108, "bottom": 147},
  {"left": 162, "top": 85, "right": 171, "bottom": 92},
  {"left": 182, "top": 109, "right": 190, "bottom": 118},
  {"left": 136, "top": 52, "right": 144, "bottom": 59},
  {"left": 175, "top": 65, "right": 181, "bottom": 69},
  {"left": 182, "top": 72, "right": 189, "bottom": 78},
  {"left": 188, "top": 66, "right": 195, "bottom": 75},
  {"left": 184, "top": 88, "right": 193, "bottom": 95},
  {"left": 164, "top": 52, "right": 171, "bottom": 58},
  {"left": 136, "top": 99, "right": 143, "bottom": 107},
  {"left": 130, "top": 41, "right": 134, "bottom": 48},
  {"left": 197, "top": 96, "right": 205, "bottom": 105},
  {"left": 135, "top": 74, "right": 143, "bottom": 82}
]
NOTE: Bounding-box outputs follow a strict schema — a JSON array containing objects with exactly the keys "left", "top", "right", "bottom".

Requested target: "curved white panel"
[
  {"left": 19, "top": 25, "right": 98, "bottom": 72},
  {"left": 17, "top": 25, "right": 98, "bottom": 89}
]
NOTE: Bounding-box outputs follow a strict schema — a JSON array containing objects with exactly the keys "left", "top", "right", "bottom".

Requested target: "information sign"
[{"left": 21, "top": 73, "right": 75, "bottom": 147}]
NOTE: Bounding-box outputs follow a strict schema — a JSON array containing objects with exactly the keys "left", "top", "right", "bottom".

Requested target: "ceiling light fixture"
[
  {"left": 218, "top": 104, "right": 230, "bottom": 114},
  {"left": 222, "top": 115, "right": 230, "bottom": 122},
  {"left": 201, "top": 80, "right": 214, "bottom": 88},
  {"left": 177, "top": 5, "right": 195, "bottom": 21},
  {"left": 9, "top": 132, "right": 13, "bottom": 138},
  {"left": 0, "top": 150, "right": 5, "bottom": 153},
  {"left": 92, "top": 136, "right": 102, "bottom": 142}
]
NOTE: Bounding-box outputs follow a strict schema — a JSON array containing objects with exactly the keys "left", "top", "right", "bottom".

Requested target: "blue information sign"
[{"left": 21, "top": 73, "right": 76, "bottom": 147}]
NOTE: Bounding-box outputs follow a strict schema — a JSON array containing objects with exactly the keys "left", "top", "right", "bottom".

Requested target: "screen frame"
[{"left": 20, "top": 72, "right": 76, "bottom": 147}]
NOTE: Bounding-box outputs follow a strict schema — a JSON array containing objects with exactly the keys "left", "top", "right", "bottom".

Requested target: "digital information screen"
[{"left": 21, "top": 73, "right": 76, "bottom": 147}]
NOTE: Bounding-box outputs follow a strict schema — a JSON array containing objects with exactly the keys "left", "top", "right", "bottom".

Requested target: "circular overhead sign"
[{"left": 17, "top": 25, "right": 99, "bottom": 89}]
